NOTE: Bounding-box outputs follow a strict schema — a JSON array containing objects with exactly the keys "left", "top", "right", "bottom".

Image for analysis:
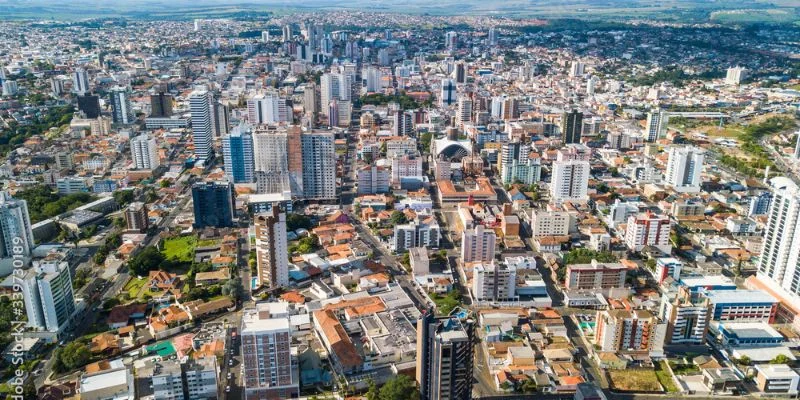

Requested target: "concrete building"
[
  {"left": 624, "top": 212, "right": 671, "bottom": 253},
  {"left": 416, "top": 313, "right": 475, "bottom": 400},
  {"left": 110, "top": 87, "right": 134, "bottom": 125},
  {"left": 393, "top": 219, "right": 440, "bottom": 253},
  {"left": 594, "top": 309, "right": 664, "bottom": 355},
  {"left": 72, "top": 68, "right": 90, "bottom": 95},
  {"left": 725, "top": 66, "right": 748, "bottom": 85},
  {"left": 241, "top": 304, "right": 298, "bottom": 400},
  {"left": 248, "top": 93, "right": 291, "bottom": 125},
  {"left": 22, "top": 259, "right": 76, "bottom": 334},
  {"left": 561, "top": 109, "right": 583, "bottom": 144},
  {"left": 301, "top": 131, "right": 336, "bottom": 200},
  {"left": 705, "top": 290, "right": 777, "bottom": 323},
  {"left": 391, "top": 154, "right": 423, "bottom": 185},
  {"left": 125, "top": 202, "right": 148, "bottom": 233},
  {"left": 565, "top": 260, "right": 627, "bottom": 291},
  {"left": 755, "top": 364, "right": 799, "bottom": 396},
  {"left": 254, "top": 207, "right": 289, "bottom": 289},
  {"left": 78, "top": 362, "right": 135, "bottom": 400},
  {"left": 665, "top": 146, "right": 704, "bottom": 193},
  {"left": 530, "top": 210, "right": 570, "bottom": 237},
  {"left": 130, "top": 134, "right": 160, "bottom": 170},
  {"left": 0, "top": 191, "right": 34, "bottom": 259},
  {"left": 356, "top": 165, "right": 390, "bottom": 195},
  {"left": 550, "top": 159, "right": 590, "bottom": 203},
  {"left": 472, "top": 261, "right": 517, "bottom": 302},
  {"left": 645, "top": 110, "right": 669, "bottom": 142},
  {"left": 659, "top": 287, "right": 712, "bottom": 345},
  {"left": 757, "top": 177, "right": 800, "bottom": 302},
  {"left": 252, "top": 125, "right": 304, "bottom": 196},
  {"left": 149, "top": 92, "right": 173, "bottom": 118},
  {"left": 461, "top": 225, "right": 496, "bottom": 263},
  {"left": 190, "top": 89, "right": 214, "bottom": 162},
  {"left": 440, "top": 79, "right": 456, "bottom": 107}
]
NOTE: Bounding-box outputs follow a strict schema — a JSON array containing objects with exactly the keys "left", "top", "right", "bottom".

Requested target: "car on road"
[
  {"left": 229, "top": 359, "right": 233, "bottom": 366},
  {"left": 227, "top": 372, "right": 232, "bottom": 380},
  {"left": 225, "top": 385, "right": 231, "bottom": 393}
]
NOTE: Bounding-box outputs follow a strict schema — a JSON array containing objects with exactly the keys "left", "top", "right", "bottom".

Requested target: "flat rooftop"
[{"left": 706, "top": 290, "right": 777, "bottom": 304}]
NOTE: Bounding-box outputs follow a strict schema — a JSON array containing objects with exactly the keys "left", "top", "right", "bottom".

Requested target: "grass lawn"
[
  {"left": 669, "top": 361, "right": 700, "bottom": 375},
  {"left": 430, "top": 291, "right": 462, "bottom": 315},
  {"left": 608, "top": 368, "right": 662, "bottom": 392},
  {"left": 162, "top": 235, "right": 197, "bottom": 262},
  {"left": 197, "top": 238, "right": 220, "bottom": 247},
  {"left": 655, "top": 361, "right": 679, "bottom": 393},
  {"left": 123, "top": 277, "right": 147, "bottom": 299}
]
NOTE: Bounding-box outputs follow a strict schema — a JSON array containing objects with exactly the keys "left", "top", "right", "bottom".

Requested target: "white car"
[{"left": 225, "top": 385, "right": 231, "bottom": 393}]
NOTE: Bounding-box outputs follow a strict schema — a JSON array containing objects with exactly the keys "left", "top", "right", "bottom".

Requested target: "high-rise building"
[
  {"left": 561, "top": 109, "right": 583, "bottom": 144},
  {"left": 445, "top": 31, "right": 458, "bottom": 50},
  {"left": 472, "top": 260, "right": 516, "bottom": 301},
  {"left": 391, "top": 153, "right": 423, "bottom": 184},
  {"left": 454, "top": 62, "right": 466, "bottom": 84},
  {"left": 252, "top": 125, "right": 303, "bottom": 196},
  {"left": 151, "top": 362, "right": 185, "bottom": 400},
  {"left": 440, "top": 79, "right": 456, "bottom": 107},
  {"left": 757, "top": 177, "right": 800, "bottom": 301},
  {"left": 320, "top": 73, "right": 352, "bottom": 117},
  {"left": 530, "top": 210, "right": 570, "bottom": 237},
  {"left": 214, "top": 100, "right": 231, "bottom": 137},
  {"left": 488, "top": 27, "right": 498, "bottom": 45},
  {"left": 645, "top": 110, "right": 669, "bottom": 142},
  {"left": 77, "top": 95, "right": 101, "bottom": 118},
  {"left": 22, "top": 259, "right": 76, "bottom": 333},
  {"left": 72, "top": 68, "right": 90, "bottom": 95},
  {"left": 130, "top": 134, "right": 160, "bottom": 170},
  {"left": 190, "top": 89, "right": 213, "bottom": 162},
  {"left": 356, "top": 165, "right": 390, "bottom": 195},
  {"left": 594, "top": 309, "right": 664, "bottom": 355},
  {"left": 151, "top": 357, "right": 218, "bottom": 400},
  {"left": 665, "top": 146, "right": 704, "bottom": 193},
  {"left": 393, "top": 111, "right": 413, "bottom": 136},
  {"left": 550, "top": 159, "right": 590, "bottom": 203},
  {"left": 282, "top": 24, "right": 292, "bottom": 42},
  {"left": 1, "top": 80, "right": 18, "bottom": 96},
  {"left": 499, "top": 142, "right": 541, "bottom": 185},
  {"left": 569, "top": 61, "right": 585, "bottom": 77},
  {"left": 125, "top": 201, "right": 148, "bottom": 233},
  {"left": 457, "top": 97, "right": 473, "bottom": 126},
  {"left": 149, "top": 92, "right": 173, "bottom": 117},
  {"left": 725, "top": 66, "right": 748, "bottom": 85},
  {"left": 303, "top": 83, "right": 318, "bottom": 115},
  {"left": 416, "top": 313, "right": 475, "bottom": 400},
  {"left": 659, "top": 287, "right": 712, "bottom": 345},
  {"left": 624, "top": 212, "right": 671, "bottom": 253},
  {"left": 301, "top": 131, "right": 336, "bottom": 200},
  {"left": 392, "top": 219, "right": 441, "bottom": 253},
  {"left": 222, "top": 126, "right": 255, "bottom": 183},
  {"left": 241, "top": 303, "right": 299, "bottom": 399},
  {"left": 254, "top": 207, "right": 289, "bottom": 289},
  {"left": 461, "top": 225, "right": 496, "bottom": 263},
  {"left": 110, "top": 87, "right": 134, "bottom": 125},
  {"left": 0, "top": 191, "right": 34, "bottom": 259},
  {"left": 248, "top": 93, "right": 290, "bottom": 125},
  {"left": 191, "top": 181, "right": 235, "bottom": 228},
  {"left": 363, "top": 67, "right": 382, "bottom": 93}
]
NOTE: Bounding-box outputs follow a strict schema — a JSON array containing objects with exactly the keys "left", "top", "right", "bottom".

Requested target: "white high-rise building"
[
  {"left": 130, "top": 134, "right": 160, "bottom": 170},
  {"left": 570, "top": 61, "right": 585, "bottom": 77},
  {"left": 624, "top": 212, "right": 671, "bottom": 253},
  {"left": 665, "top": 146, "right": 704, "bottom": 193},
  {"left": 72, "top": 68, "right": 90, "bottom": 95},
  {"left": 445, "top": 31, "right": 458, "bottom": 50},
  {"left": 0, "top": 191, "right": 34, "bottom": 259},
  {"left": 472, "top": 260, "right": 516, "bottom": 302},
  {"left": 190, "top": 89, "right": 213, "bottom": 162},
  {"left": 110, "top": 87, "right": 134, "bottom": 125},
  {"left": 725, "top": 66, "right": 748, "bottom": 85},
  {"left": 758, "top": 177, "right": 800, "bottom": 302},
  {"left": 301, "top": 131, "right": 336, "bottom": 200},
  {"left": 255, "top": 207, "right": 289, "bottom": 288},
  {"left": 241, "top": 303, "right": 298, "bottom": 399},
  {"left": 550, "top": 159, "right": 590, "bottom": 203},
  {"left": 530, "top": 210, "right": 570, "bottom": 237},
  {"left": 193, "top": 19, "right": 201, "bottom": 31},
  {"left": 1, "top": 80, "right": 18, "bottom": 96},
  {"left": 645, "top": 110, "right": 669, "bottom": 142},
  {"left": 363, "top": 67, "right": 382, "bottom": 93},
  {"left": 457, "top": 97, "right": 473, "bottom": 125},
  {"left": 461, "top": 225, "right": 496, "bottom": 263},
  {"left": 22, "top": 259, "right": 76, "bottom": 333},
  {"left": 252, "top": 125, "right": 303, "bottom": 196},
  {"left": 488, "top": 27, "right": 498, "bottom": 45},
  {"left": 248, "top": 93, "right": 290, "bottom": 125},
  {"left": 320, "top": 73, "right": 352, "bottom": 117}
]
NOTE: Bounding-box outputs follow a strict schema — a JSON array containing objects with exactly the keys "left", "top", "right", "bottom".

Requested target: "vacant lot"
[
  {"left": 162, "top": 235, "right": 197, "bottom": 262},
  {"left": 609, "top": 368, "right": 663, "bottom": 392}
]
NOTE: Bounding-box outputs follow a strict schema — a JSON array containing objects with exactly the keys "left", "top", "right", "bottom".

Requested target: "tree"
[
  {"left": 372, "top": 375, "right": 419, "bottom": 400},
  {"left": 54, "top": 342, "right": 91, "bottom": 372},
  {"left": 390, "top": 211, "right": 408, "bottom": 225},
  {"left": 770, "top": 354, "right": 791, "bottom": 365},
  {"left": 286, "top": 214, "right": 312, "bottom": 231},
  {"left": 520, "top": 378, "right": 537, "bottom": 393},
  {"left": 564, "top": 248, "right": 618, "bottom": 265},
  {"left": 737, "top": 356, "right": 752, "bottom": 366},
  {"left": 645, "top": 258, "right": 657, "bottom": 271},
  {"left": 128, "top": 246, "right": 165, "bottom": 276},
  {"left": 222, "top": 278, "right": 245, "bottom": 301},
  {"left": 113, "top": 189, "right": 135, "bottom": 206}
]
